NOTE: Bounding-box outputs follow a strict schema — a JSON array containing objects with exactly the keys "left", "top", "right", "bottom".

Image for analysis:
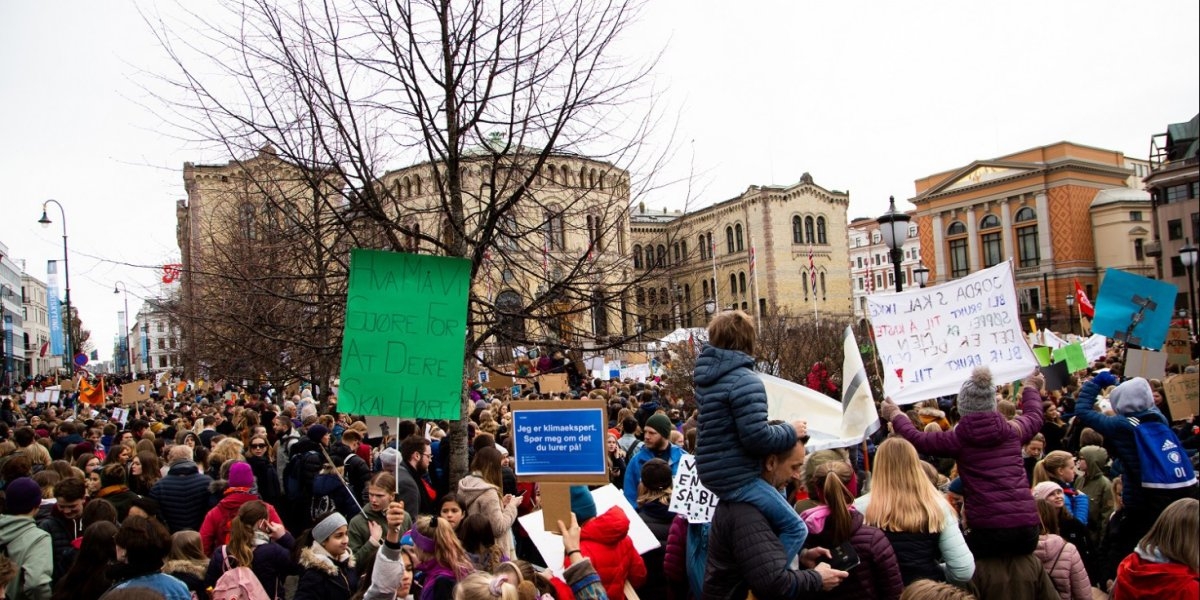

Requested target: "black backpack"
[{"left": 283, "top": 449, "right": 317, "bottom": 497}]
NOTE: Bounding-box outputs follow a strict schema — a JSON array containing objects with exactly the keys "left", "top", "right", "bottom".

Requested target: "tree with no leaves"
[{"left": 148, "top": 0, "right": 669, "bottom": 486}]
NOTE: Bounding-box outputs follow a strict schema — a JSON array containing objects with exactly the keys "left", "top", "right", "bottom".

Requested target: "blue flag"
[{"left": 1091, "top": 268, "right": 1178, "bottom": 350}]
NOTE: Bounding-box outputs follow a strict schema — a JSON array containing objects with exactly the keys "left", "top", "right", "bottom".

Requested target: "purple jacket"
[{"left": 890, "top": 385, "right": 1043, "bottom": 530}]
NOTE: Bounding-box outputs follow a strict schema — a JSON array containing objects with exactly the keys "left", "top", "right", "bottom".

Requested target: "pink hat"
[
  {"left": 1032, "top": 481, "right": 1061, "bottom": 501},
  {"left": 228, "top": 462, "right": 255, "bottom": 488}
]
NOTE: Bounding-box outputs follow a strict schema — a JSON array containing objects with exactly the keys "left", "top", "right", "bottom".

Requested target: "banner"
[
  {"left": 3, "top": 315, "right": 11, "bottom": 377},
  {"left": 338, "top": 250, "right": 471, "bottom": 420},
  {"left": 840, "top": 326, "right": 880, "bottom": 444},
  {"left": 761, "top": 373, "right": 877, "bottom": 452},
  {"left": 1081, "top": 334, "right": 1107, "bottom": 363},
  {"left": 47, "top": 260, "right": 64, "bottom": 356},
  {"left": 1092, "top": 268, "right": 1177, "bottom": 351},
  {"left": 867, "top": 261, "right": 1036, "bottom": 405}
]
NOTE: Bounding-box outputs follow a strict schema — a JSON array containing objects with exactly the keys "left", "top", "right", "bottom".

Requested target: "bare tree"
[{"left": 149, "top": 0, "right": 668, "bottom": 485}]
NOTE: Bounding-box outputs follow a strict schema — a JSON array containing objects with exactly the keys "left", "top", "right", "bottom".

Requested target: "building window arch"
[
  {"left": 644, "top": 246, "right": 654, "bottom": 271},
  {"left": 817, "top": 216, "right": 827, "bottom": 244},
  {"left": 673, "top": 242, "right": 681, "bottom": 264},
  {"left": 636, "top": 287, "right": 645, "bottom": 306},
  {"left": 648, "top": 288, "right": 657, "bottom": 305},
  {"left": 698, "top": 235, "right": 708, "bottom": 260},
  {"left": 729, "top": 273, "right": 737, "bottom": 296},
  {"left": 633, "top": 244, "right": 643, "bottom": 269},
  {"left": 805, "top": 216, "right": 815, "bottom": 243},
  {"left": 947, "top": 221, "right": 967, "bottom": 236},
  {"left": 1015, "top": 207, "right": 1037, "bottom": 223},
  {"left": 792, "top": 216, "right": 803, "bottom": 244},
  {"left": 947, "top": 221, "right": 969, "bottom": 278},
  {"left": 980, "top": 214, "right": 1000, "bottom": 229},
  {"left": 735, "top": 224, "right": 744, "bottom": 251},
  {"left": 495, "top": 290, "right": 526, "bottom": 342},
  {"left": 726, "top": 226, "right": 735, "bottom": 254},
  {"left": 543, "top": 204, "right": 565, "bottom": 250},
  {"left": 680, "top": 240, "right": 688, "bottom": 263},
  {"left": 591, "top": 288, "right": 608, "bottom": 337},
  {"left": 238, "top": 203, "right": 256, "bottom": 240},
  {"left": 702, "top": 279, "right": 709, "bottom": 299},
  {"left": 656, "top": 245, "right": 667, "bottom": 267},
  {"left": 706, "top": 232, "right": 714, "bottom": 258},
  {"left": 819, "top": 272, "right": 827, "bottom": 299},
  {"left": 1016, "top": 210, "right": 1040, "bottom": 268},
  {"left": 738, "top": 272, "right": 747, "bottom": 294}
]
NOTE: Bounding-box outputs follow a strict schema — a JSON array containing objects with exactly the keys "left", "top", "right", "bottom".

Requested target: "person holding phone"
[{"left": 204, "top": 500, "right": 297, "bottom": 600}]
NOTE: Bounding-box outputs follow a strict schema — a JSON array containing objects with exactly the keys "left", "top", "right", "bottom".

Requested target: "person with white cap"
[{"left": 294, "top": 511, "right": 358, "bottom": 600}]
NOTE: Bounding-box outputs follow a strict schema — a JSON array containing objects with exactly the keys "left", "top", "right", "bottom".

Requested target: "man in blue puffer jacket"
[{"left": 693, "top": 310, "right": 808, "bottom": 564}]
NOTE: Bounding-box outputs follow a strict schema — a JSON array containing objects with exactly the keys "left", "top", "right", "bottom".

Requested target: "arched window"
[
  {"left": 644, "top": 246, "right": 654, "bottom": 271},
  {"left": 543, "top": 207, "right": 565, "bottom": 250},
  {"left": 817, "top": 216, "right": 827, "bottom": 244},
  {"left": 684, "top": 284, "right": 691, "bottom": 305},
  {"left": 981, "top": 213, "right": 1002, "bottom": 267},
  {"left": 729, "top": 273, "right": 737, "bottom": 296},
  {"left": 980, "top": 214, "right": 1000, "bottom": 229},
  {"left": 656, "top": 245, "right": 667, "bottom": 267},
  {"left": 1015, "top": 208, "right": 1040, "bottom": 267},
  {"left": 414, "top": 175, "right": 422, "bottom": 195},
  {"left": 819, "top": 272, "right": 826, "bottom": 298},
  {"left": 633, "top": 245, "right": 643, "bottom": 269},
  {"left": 726, "top": 227, "right": 735, "bottom": 254},
  {"left": 735, "top": 224, "right": 744, "bottom": 252},
  {"left": 673, "top": 243, "right": 681, "bottom": 264},
  {"left": 648, "top": 288, "right": 657, "bottom": 305},
  {"left": 792, "top": 216, "right": 803, "bottom": 244},
  {"left": 404, "top": 177, "right": 412, "bottom": 198},
  {"left": 495, "top": 291, "right": 525, "bottom": 342},
  {"left": 680, "top": 240, "right": 688, "bottom": 263},
  {"left": 702, "top": 279, "right": 709, "bottom": 299},
  {"left": 1015, "top": 207, "right": 1036, "bottom": 223},
  {"left": 805, "top": 216, "right": 815, "bottom": 243},
  {"left": 706, "top": 232, "right": 714, "bottom": 257},
  {"left": 698, "top": 235, "right": 707, "bottom": 260},
  {"left": 238, "top": 203, "right": 256, "bottom": 240},
  {"left": 947, "top": 221, "right": 968, "bottom": 278},
  {"left": 738, "top": 272, "right": 747, "bottom": 294},
  {"left": 591, "top": 289, "right": 608, "bottom": 337},
  {"left": 803, "top": 272, "right": 809, "bottom": 299},
  {"left": 947, "top": 221, "right": 967, "bottom": 235},
  {"left": 636, "top": 287, "right": 645, "bottom": 306},
  {"left": 660, "top": 287, "right": 669, "bottom": 306}
]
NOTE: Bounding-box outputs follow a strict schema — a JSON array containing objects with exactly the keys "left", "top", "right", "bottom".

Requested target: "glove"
[
  {"left": 879, "top": 399, "right": 902, "bottom": 422},
  {"left": 1023, "top": 370, "right": 1045, "bottom": 391},
  {"left": 1092, "top": 371, "right": 1118, "bottom": 389}
]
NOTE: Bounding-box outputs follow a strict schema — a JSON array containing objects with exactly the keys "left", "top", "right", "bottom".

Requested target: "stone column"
[
  {"left": 999, "top": 198, "right": 1015, "bottom": 261},
  {"left": 932, "top": 212, "right": 946, "bottom": 282},
  {"left": 1035, "top": 192, "right": 1054, "bottom": 264},
  {"left": 965, "top": 206, "right": 981, "bottom": 271}
]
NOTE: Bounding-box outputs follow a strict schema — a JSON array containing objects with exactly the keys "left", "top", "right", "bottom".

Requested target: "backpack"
[
  {"left": 212, "top": 545, "right": 271, "bottom": 600},
  {"left": 283, "top": 449, "right": 317, "bottom": 497},
  {"left": 1128, "top": 414, "right": 1199, "bottom": 509}
]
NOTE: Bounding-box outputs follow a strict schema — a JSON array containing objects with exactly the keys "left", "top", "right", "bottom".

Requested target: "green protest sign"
[
  {"left": 338, "top": 249, "right": 471, "bottom": 420},
  {"left": 1033, "top": 346, "right": 1052, "bottom": 367},
  {"left": 1051, "top": 342, "right": 1089, "bottom": 373}
]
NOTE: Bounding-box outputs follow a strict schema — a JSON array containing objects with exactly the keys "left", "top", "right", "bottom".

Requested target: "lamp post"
[
  {"left": 114, "top": 281, "right": 132, "bottom": 376},
  {"left": 1065, "top": 294, "right": 1075, "bottom": 336},
  {"left": 38, "top": 200, "right": 72, "bottom": 371},
  {"left": 1036, "top": 312, "right": 1043, "bottom": 333},
  {"left": 914, "top": 263, "right": 930, "bottom": 288},
  {"left": 1180, "top": 239, "right": 1198, "bottom": 338},
  {"left": 878, "top": 196, "right": 912, "bottom": 293}
]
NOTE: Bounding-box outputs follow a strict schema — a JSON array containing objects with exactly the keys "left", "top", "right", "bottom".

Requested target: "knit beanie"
[
  {"left": 4, "top": 477, "right": 42, "bottom": 515},
  {"left": 956, "top": 367, "right": 997, "bottom": 415},
  {"left": 228, "top": 462, "right": 255, "bottom": 488},
  {"left": 570, "top": 485, "right": 597, "bottom": 523},
  {"left": 307, "top": 424, "right": 329, "bottom": 443},
  {"left": 646, "top": 413, "right": 673, "bottom": 440},
  {"left": 1110, "top": 377, "right": 1154, "bottom": 415},
  {"left": 379, "top": 447, "right": 400, "bottom": 473},
  {"left": 641, "top": 458, "right": 672, "bottom": 492},
  {"left": 1032, "top": 481, "right": 1061, "bottom": 501}
]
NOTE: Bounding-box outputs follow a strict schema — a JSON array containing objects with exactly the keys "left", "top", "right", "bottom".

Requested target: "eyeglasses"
[
  {"left": 250, "top": 443, "right": 268, "bottom": 449},
  {"left": 422, "top": 452, "right": 433, "bottom": 458}
]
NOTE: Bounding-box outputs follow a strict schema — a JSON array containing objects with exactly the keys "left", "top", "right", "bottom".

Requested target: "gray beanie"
[{"left": 956, "top": 367, "right": 997, "bottom": 415}]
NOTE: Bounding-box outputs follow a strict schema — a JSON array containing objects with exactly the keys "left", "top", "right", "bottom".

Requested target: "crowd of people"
[{"left": 0, "top": 311, "right": 1196, "bottom": 600}]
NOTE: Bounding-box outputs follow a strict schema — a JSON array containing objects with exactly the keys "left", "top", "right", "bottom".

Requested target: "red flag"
[
  {"left": 748, "top": 246, "right": 756, "bottom": 280},
  {"left": 808, "top": 243, "right": 816, "bottom": 293},
  {"left": 39, "top": 341, "right": 49, "bottom": 357},
  {"left": 1074, "top": 279, "right": 1095, "bottom": 318},
  {"left": 162, "top": 264, "right": 183, "bottom": 284},
  {"left": 79, "top": 376, "right": 107, "bottom": 406}
]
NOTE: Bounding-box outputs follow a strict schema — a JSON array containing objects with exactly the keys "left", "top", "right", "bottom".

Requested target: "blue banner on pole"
[
  {"left": 1092, "top": 268, "right": 1178, "bottom": 350},
  {"left": 512, "top": 407, "right": 606, "bottom": 476},
  {"left": 47, "top": 260, "right": 64, "bottom": 356}
]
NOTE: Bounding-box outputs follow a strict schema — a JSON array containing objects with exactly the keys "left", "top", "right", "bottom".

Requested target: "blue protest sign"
[
  {"left": 512, "top": 404, "right": 606, "bottom": 477},
  {"left": 1092, "top": 268, "right": 1177, "bottom": 350}
]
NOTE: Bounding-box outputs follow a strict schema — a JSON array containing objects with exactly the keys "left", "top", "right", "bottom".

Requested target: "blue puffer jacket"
[
  {"left": 1073, "top": 379, "right": 1155, "bottom": 510},
  {"left": 149, "top": 461, "right": 215, "bottom": 533},
  {"left": 693, "top": 345, "right": 797, "bottom": 496}
]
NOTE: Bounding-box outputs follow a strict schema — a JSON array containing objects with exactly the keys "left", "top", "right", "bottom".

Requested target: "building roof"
[
  {"left": 1089, "top": 187, "right": 1150, "bottom": 208},
  {"left": 1166, "top": 114, "right": 1199, "bottom": 161}
]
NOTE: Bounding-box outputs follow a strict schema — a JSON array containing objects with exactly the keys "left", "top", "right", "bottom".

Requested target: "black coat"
[
  {"left": 148, "top": 460, "right": 214, "bottom": 532},
  {"left": 704, "top": 501, "right": 823, "bottom": 600},
  {"left": 294, "top": 546, "right": 359, "bottom": 600}
]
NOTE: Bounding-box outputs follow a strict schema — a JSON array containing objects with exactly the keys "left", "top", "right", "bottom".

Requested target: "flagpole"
[
  {"left": 711, "top": 238, "right": 720, "bottom": 313},
  {"left": 809, "top": 242, "right": 818, "bottom": 324},
  {"left": 750, "top": 244, "right": 761, "bottom": 328}
]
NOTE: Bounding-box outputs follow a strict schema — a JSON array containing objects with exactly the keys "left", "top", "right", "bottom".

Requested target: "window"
[
  {"left": 636, "top": 288, "right": 645, "bottom": 306},
  {"left": 702, "top": 279, "right": 709, "bottom": 299},
  {"left": 947, "top": 221, "right": 967, "bottom": 236},
  {"left": 730, "top": 274, "right": 737, "bottom": 296},
  {"left": 759, "top": 298, "right": 766, "bottom": 316},
  {"left": 817, "top": 217, "right": 827, "bottom": 244},
  {"left": 738, "top": 272, "right": 746, "bottom": 294},
  {"left": 648, "top": 288, "right": 657, "bottom": 305},
  {"left": 1171, "top": 256, "right": 1186, "bottom": 277},
  {"left": 592, "top": 290, "right": 608, "bottom": 337},
  {"left": 681, "top": 240, "right": 688, "bottom": 263},
  {"left": 657, "top": 245, "right": 667, "bottom": 267},
  {"left": 1167, "top": 219, "right": 1183, "bottom": 240},
  {"left": 1134, "top": 238, "right": 1145, "bottom": 261},
  {"left": 949, "top": 238, "right": 969, "bottom": 278},
  {"left": 726, "top": 227, "right": 735, "bottom": 254},
  {"left": 158, "top": 338, "right": 166, "bottom": 349},
  {"left": 1165, "top": 184, "right": 1193, "bottom": 203},
  {"left": 857, "top": 277, "right": 863, "bottom": 290},
  {"left": 1015, "top": 207, "right": 1036, "bottom": 223},
  {"left": 819, "top": 272, "right": 826, "bottom": 298},
  {"left": 645, "top": 247, "right": 654, "bottom": 271},
  {"left": 673, "top": 243, "right": 681, "bottom": 264},
  {"left": 238, "top": 203, "right": 256, "bottom": 240},
  {"left": 706, "top": 232, "right": 714, "bottom": 258},
  {"left": 543, "top": 209, "right": 565, "bottom": 250},
  {"left": 1017, "top": 225, "right": 1040, "bottom": 268},
  {"left": 856, "top": 256, "right": 863, "bottom": 268},
  {"left": 802, "top": 274, "right": 808, "bottom": 299},
  {"left": 981, "top": 232, "right": 1002, "bottom": 267},
  {"left": 1130, "top": 211, "right": 1143, "bottom": 222},
  {"left": 632, "top": 245, "right": 643, "bottom": 269},
  {"left": 158, "top": 322, "right": 165, "bottom": 332},
  {"left": 698, "top": 235, "right": 707, "bottom": 260},
  {"left": 735, "top": 224, "right": 744, "bottom": 252},
  {"left": 805, "top": 217, "right": 815, "bottom": 244},
  {"left": 586, "top": 215, "right": 601, "bottom": 246},
  {"left": 660, "top": 287, "right": 668, "bottom": 305},
  {"left": 792, "top": 216, "right": 803, "bottom": 244},
  {"left": 980, "top": 214, "right": 1000, "bottom": 229}
]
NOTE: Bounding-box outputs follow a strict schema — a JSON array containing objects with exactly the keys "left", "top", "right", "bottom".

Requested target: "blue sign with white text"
[{"left": 512, "top": 408, "right": 606, "bottom": 476}]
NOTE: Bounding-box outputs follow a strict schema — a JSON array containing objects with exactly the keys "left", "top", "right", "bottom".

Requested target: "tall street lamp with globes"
[
  {"left": 1180, "top": 239, "right": 1198, "bottom": 337},
  {"left": 878, "top": 196, "right": 912, "bottom": 293},
  {"left": 114, "top": 281, "right": 132, "bottom": 376},
  {"left": 39, "top": 200, "right": 72, "bottom": 370},
  {"left": 1065, "top": 294, "right": 1075, "bottom": 336}
]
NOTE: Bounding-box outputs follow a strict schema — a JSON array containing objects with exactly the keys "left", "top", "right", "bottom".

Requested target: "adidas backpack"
[{"left": 1128, "top": 414, "right": 1198, "bottom": 509}]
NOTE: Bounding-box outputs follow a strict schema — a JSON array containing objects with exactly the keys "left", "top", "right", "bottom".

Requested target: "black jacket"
[
  {"left": 704, "top": 501, "right": 822, "bottom": 600},
  {"left": 328, "top": 443, "right": 370, "bottom": 503},
  {"left": 37, "top": 507, "right": 82, "bottom": 580},
  {"left": 883, "top": 529, "right": 944, "bottom": 584},
  {"left": 149, "top": 460, "right": 214, "bottom": 532}
]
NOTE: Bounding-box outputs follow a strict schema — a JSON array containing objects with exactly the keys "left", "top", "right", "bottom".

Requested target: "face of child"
[
  {"left": 439, "top": 502, "right": 464, "bottom": 528},
  {"left": 322, "top": 526, "right": 349, "bottom": 556},
  {"left": 398, "top": 554, "right": 414, "bottom": 596},
  {"left": 1046, "top": 488, "right": 1065, "bottom": 509},
  {"left": 87, "top": 472, "right": 102, "bottom": 494},
  {"left": 1025, "top": 441, "right": 1043, "bottom": 459},
  {"left": 367, "top": 486, "right": 392, "bottom": 513}
]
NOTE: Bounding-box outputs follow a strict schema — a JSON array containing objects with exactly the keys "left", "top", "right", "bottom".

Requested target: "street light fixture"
[
  {"left": 1180, "top": 238, "right": 1198, "bottom": 337},
  {"left": 38, "top": 200, "right": 72, "bottom": 371},
  {"left": 878, "top": 196, "right": 912, "bottom": 293},
  {"left": 1065, "top": 294, "right": 1075, "bottom": 336},
  {"left": 114, "top": 281, "right": 132, "bottom": 376},
  {"left": 913, "top": 263, "right": 930, "bottom": 288}
]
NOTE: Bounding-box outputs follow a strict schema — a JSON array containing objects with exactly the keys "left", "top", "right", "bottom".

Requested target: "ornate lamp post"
[
  {"left": 1065, "top": 294, "right": 1075, "bottom": 336},
  {"left": 914, "top": 263, "right": 930, "bottom": 288},
  {"left": 878, "top": 196, "right": 912, "bottom": 293}
]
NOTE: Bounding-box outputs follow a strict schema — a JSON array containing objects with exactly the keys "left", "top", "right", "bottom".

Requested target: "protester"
[
  {"left": 395, "top": 435, "right": 437, "bottom": 518},
  {"left": 1032, "top": 451, "right": 1089, "bottom": 526},
  {"left": 409, "top": 514, "right": 474, "bottom": 600},
  {"left": 107, "top": 515, "right": 192, "bottom": 600},
  {"left": 434, "top": 494, "right": 466, "bottom": 531},
  {"left": 293, "top": 511, "right": 359, "bottom": 600},
  {"left": 635, "top": 458, "right": 675, "bottom": 599},
  {"left": 149, "top": 445, "right": 213, "bottom": 533},
  {"left": 348, "top": 473, "right": 412, "bottom": 566},
  {"left": 1110, "top": 497, "right": 1198, "bottom": 600},
  {"left": 162, "top": 531, "right": 210, "bottom": 600},
  {"left": 96, "top": 464, "right": 142, "bottom": 521},
  {"left": 205, "top": 500, "right": 295, "bottom": 600},
  {"left": 36, "top": 476, "right": 85, "bottom": 581},
  {"left": 569, "top": 485, "right": 646, "bottom": 600},
  {"left": 245, "top": 434, "right": 282, "bottom": 504},
  {"left": 623, "top": 412, "right": 687, "bottom": 507},
  {"left": 1034, "top": 498, "right": 1091, "bottom": 600},
  {"left": 1073, "top": 444, "right": 1114, "bottom": 546},
  {"left": 0, "top": 477, "right": 53, "bottom": 600},
  {"left": 52, "top": 520, "right": 117, "bottom": 600},
  {"left": 456, "top": 447, "right": 520, "bottom": 560},
  {"left": 198, "top": 461, "right": 284, "bottom": 555}
]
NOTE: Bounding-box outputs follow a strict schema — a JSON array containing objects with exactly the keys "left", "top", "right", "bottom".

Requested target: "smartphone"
[{"left": 826, "top": 542, "right": 860, "bottom": 571}]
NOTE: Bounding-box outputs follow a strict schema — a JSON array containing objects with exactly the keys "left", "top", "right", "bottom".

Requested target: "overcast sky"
[{"left": 2, "top": 0, "right": 1197, "bottom": 363}]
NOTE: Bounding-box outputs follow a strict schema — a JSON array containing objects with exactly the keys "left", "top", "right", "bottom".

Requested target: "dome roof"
[{"left": 1090, "top": 187, "right": 1150, "bottom": 208}]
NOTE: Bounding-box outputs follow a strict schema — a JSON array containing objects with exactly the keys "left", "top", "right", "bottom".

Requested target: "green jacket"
[
  {"left": 0, "top": 514, "right": 53, "bottom": 600},
  {"left": 1074, "top": 444, "right": 1115, "bottom": 542},
  {"left": 347, "top": 507, "right": 413, "bottom": 567}
]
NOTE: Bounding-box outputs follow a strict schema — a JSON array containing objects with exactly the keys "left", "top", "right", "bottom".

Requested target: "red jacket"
[
  {"left": 568, "top": 506, "right": 646, "bottom": 600},
  {"left": 1112, "top": 552, "right": 1199, "bottom": 600},
  {"left": 198, "top": 489, "right": 282, "bottom": 556}
]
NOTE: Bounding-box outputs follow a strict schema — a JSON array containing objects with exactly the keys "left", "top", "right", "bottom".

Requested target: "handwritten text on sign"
[
  {"left": 669, "top": 455, "right": 718, "bottom": 523},
  {"left": 868, "top": 261, "right": 1036, "bottom": 405},
  {"left": 338, "top": 250, "right": 471, "bottom": 420},
  {"left": 512, "top": 408, "right": 606, "bottom": 476}
]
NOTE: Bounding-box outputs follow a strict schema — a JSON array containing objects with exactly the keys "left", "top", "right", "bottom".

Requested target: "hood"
[
  {"left": 167, "top": 460, "right": 201, "bottom": 476},
  {"left": 801, "top": 505, "right": 863, "bottom": 538},
  {"left": 1038, "top": 533, "right": 1067, "bottom": 559},
  {"left": 580, "top": 506, "right": 631, "bottom": 545},
  {"left": 693, "top": 346, "right": 754, "bottom": 387},
  {"left": 456, "top": 474, "right": 497, "bottom": 506},
  {"left": 163, "top": 559, "right": 207, "bottom": 579},
  {"left": 209, "top": 478, "right": 229, "bottom": 496},
  {"left": 918, "top": 407, "right": 946, "bottom": 420},
  {"left": 954, "top": 412, "right": 1010, "bottom": 445},
  {"left": 0, "top": 515, "right": 39, "bottom": 542},
  {"left": 1078, "top": 445, "right": 1109, "bottom": 481},
  {"left": 216, "top": 489, "right": 259, "bottom": 512},
  {"left": 299, "top": 541, "right": 353, "bottom": 575},
  {"left": 1116, "top": 551, "right": 1198, "bottom": 596}
]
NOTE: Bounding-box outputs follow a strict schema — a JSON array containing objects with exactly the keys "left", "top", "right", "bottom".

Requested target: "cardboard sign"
[
  {"left": 1051, "top": 342, "right": 1089, "bottom": 373},
  {"left": 511, "top": 406, "right": 606, "bottom": 477},
  {"left": 868, "top": 261, "right": 1037, "bottom": 404},
  {"left": 121, "top": 380, "right": 152, "bottom": 404},
  {"left": 537, "top": 373, "right": 570, "bottom": 394},
  {"left": 482, "top": 371, "right": 514, "bottom": 391},
  {"left": 1124, "top": 348, "right": 1167, "bottom": 380},
  {"left": 1092, "top": 268, "right": 1177, "bottom": 350},
  {"left": 624, "top": 352, "right": 647, "bottom": 365},
  {"left": 1165, "top": 327, "right": 1190, "bottom": 367},
  {"left": 59, "top": 378, "right": 75, "bottom": 392},
  {"left": 1163, "top": 374, "right": 1199, "bottom": 419},
  {"left": 669, "top": 454, "right": 719, "bottom": 523},
  {"left": 111, "top": 407, "right": 130, "bottom": 427},
  {"left": 338, "top": 250, "right": 471, "bottom": 420},
  {"left": 1081, "top": 334, "right": 1107, "bottom": 363}
]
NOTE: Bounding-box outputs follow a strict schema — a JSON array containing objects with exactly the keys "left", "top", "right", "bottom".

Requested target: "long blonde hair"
[
  {"left": 1031, "top": 451, "right": 1073, "bottom": 486},
  {"left": 1137, "top": 497, "right": 1199, "bottom": 573},
  {"left": 864, "top": 438, "right": 946, "bottom": 533}
]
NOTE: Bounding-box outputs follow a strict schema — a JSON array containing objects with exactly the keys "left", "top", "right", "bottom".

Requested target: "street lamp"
[
  {"left": 1065, "top": 294, "right": 1075, "bottom": 336},
  {"left": 1180, "top": 239, "right": 1198, "bottom": 337},
  {"left": 913, "top": 263, "right": 930, "bottom": 288},
  {"left": 39, "top": 200, "right": 72, "bottom": 370},
  {"left": 878, "top": 196, "right": 912, "bottom": 293},
  {"left": 114, "top": 281, "right": 132, "bottom": 376},
  {"left": 1036, "top": 311, "right": 1043, "bottom": 332}
]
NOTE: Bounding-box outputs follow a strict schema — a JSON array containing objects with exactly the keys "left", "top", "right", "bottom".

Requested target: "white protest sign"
[
  {"left": 868, "top": 261, "right": 1037, "bottom": 405},
  {"left": 35, "top": 391, "right": 51, "bottom": 404},
  {"left": 1081, "top": 334, "right": 1107, "bottom": 363},
  {"left": 669, "top": 454, "right": 719, "bottom": 523},
  {"left": 24, "top": 391, "right": 35, "bottom": 406}
]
